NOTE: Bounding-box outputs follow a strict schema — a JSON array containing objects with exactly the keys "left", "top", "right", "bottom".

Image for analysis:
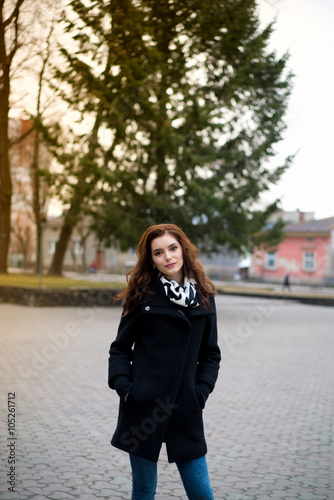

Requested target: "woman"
[{"left": 108, "top": 223, "right": 221, "bottom": 500}]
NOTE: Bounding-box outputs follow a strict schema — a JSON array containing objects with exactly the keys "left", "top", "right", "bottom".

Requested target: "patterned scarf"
[{"left": 160, "top": 275, "right": 200, "bottom": 308}]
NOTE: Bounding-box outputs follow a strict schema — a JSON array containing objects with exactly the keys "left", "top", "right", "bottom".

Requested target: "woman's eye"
[{"left": 171, "top": 246, "right": 177, "bottom": 251}]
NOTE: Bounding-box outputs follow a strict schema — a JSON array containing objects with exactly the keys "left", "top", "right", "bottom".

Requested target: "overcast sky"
[{"left": 258, "top": 0, "right": 334, "bottom": 220}]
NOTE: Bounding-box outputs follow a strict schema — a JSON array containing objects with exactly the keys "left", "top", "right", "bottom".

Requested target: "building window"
[
  {"left": 48, "top": 239, "right": 57, "bottom": 255},
  {"left": 304, "top": 252, "right": 315, "bottom": 271},
  {"left": 73, "top": 239, "right": 84, "bottom": 256},
  {"left": 265, "top": 251, "right": 276, "bottom": 270}
]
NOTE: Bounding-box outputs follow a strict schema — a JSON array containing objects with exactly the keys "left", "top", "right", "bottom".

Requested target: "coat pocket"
[
  {"left": 195, "top": 384, "right": 205, "bottom": 410},
  {"left": 125, "top": 376, "right": 141, "bottom": 406}
]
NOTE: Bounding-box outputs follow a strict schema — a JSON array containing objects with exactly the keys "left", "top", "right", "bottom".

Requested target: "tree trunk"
[
  {"left": 48, "top": 116, "right": 104, "bottom": 276},
  {"left": 0, "top": 127, "right": 11, "bottom": 273},
  {"left": 0, "top": 59, "right": 11, "bottom": 274},
  {"left": 31, "top": 129, "right": 42, "bottom": 273},
  {"left": 48, "top": 172, "right": 92, "bottom": 274},
  {"left": 48, "top": 218, "right": 74, "bottom": 275},
  {"left": 35, "top": 215, "right": 42, "bottom": 273},
  {"left": 0, "top": 0, "right": 27, "bottom": 273}
]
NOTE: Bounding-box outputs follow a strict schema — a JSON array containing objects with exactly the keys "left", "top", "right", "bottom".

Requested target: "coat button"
[{"left": 145, "top": 306, "right": 150, "bottom": 311}]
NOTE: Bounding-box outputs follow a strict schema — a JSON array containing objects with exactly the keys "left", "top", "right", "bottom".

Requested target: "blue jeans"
[{"left": 129, "top": 453, "right": 214, "bottom": 500}]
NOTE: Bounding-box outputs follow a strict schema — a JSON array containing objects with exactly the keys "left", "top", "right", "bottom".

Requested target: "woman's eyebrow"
[{"left": 152, "top": 243, "right": 177, "bottom": 253}]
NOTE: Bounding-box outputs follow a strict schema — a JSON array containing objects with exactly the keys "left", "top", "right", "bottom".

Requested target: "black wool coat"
[{"left": 108, "top": 278, "right": 221, "bottom": 463}]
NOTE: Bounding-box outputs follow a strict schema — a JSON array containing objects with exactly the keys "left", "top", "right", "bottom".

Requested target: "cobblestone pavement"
[{"left": 1, "top": 295, "right": 334, "bottom": 500}]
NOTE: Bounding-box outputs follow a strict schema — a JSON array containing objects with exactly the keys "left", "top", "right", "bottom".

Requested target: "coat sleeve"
[
  {"left": 196, "top": 297, "right": 221, "bottom": 391},
  {"left": 108, "top": 306, "right": 140, "bottom": 389}
]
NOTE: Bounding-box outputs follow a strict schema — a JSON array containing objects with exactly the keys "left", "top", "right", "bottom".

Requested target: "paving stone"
[
  {"left": 297, "top": 494, "right": 327, "bottom": 500},
  {"left": 45, "top": 492, "right": 76, "bottom": 499},
  {"left": 20, "top": 496, "right": 47, "bottom": 500},
  {"left": 94, "top": 489, "right": 124, "bottom": 497},
  {"left": 24, "top": 486, "right": 47, "bottom": 495},
  {"left": 1, "top": 298, "right": 333, "bottom": 499}
]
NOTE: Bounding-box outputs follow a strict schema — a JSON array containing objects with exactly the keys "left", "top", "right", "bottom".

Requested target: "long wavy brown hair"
[{"left": 115, "top": 223, "right": 217, "bottom": 315}]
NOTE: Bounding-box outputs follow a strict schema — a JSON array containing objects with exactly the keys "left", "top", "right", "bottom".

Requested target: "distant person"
[
  {"left": 108, "top": 223, "right": 221, "bottom": 499},
  {"left": 89, "top": 261, "right": 96, "bottom": 274},
  {"left": 282, "top": 273, "right": 291, "bottom": 291}
]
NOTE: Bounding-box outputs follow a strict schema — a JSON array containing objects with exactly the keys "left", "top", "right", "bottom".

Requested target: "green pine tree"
[
  {"left": 92, "top": 0, "right": 293, "bottom": 252},
  {"left": 46, "top": 0, "right": 293, "bottom": 272}
]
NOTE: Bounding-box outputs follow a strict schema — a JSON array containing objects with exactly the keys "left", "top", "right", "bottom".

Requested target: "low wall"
[
  {"left": 0, "top": 286, "right": 121, "bottom": 307},
  {"left": 0, "top": 286, "right": 333, "bottom": 307}
]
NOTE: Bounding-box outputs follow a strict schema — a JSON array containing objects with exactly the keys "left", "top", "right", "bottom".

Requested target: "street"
[{"left": 0, "top": 295, "right": 333, "bottom": 499}]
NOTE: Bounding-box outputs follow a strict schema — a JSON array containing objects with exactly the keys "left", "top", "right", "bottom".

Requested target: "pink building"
[{"left": 251, "top": 216, "right": 334, "bottom": 285}]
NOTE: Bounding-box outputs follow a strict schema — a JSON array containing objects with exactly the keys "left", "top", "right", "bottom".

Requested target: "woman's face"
[{"left": 151, "top": 233, "right": 184, "bottom": 284}]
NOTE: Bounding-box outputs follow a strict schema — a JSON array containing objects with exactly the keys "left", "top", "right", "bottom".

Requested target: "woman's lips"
[{"left": 165, "top": 263, "right": 176, "bottom": 268}]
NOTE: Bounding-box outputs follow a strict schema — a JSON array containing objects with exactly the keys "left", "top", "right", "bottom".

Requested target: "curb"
[{"left": 216, "top": 287, "right": 334, "bottom": 307}]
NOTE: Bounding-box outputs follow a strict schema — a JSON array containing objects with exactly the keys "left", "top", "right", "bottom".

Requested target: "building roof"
[
  {"left": 269, "top": 209, "right": 315, "bottom": 224},
  {"left": 284, "top": 217, "right": 334, "bottom": 234}
]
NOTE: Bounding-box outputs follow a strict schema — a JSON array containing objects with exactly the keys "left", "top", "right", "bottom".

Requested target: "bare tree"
[
  {"left": 0, "top": 0, "right": 26, "bottom": 273},
  {"left": 1, "top": 0, "right": 62, "bottom": 273},
  {"left": 30, "top": 3, "right": 59, "bottom": 273}
]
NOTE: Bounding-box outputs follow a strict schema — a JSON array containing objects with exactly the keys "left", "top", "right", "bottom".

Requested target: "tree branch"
[
  {"left": 7, "top": 0, "right": 26, "bottom": 64},
  {"left": 3, "top": 0, "right": 25, "bottom": 29}
]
